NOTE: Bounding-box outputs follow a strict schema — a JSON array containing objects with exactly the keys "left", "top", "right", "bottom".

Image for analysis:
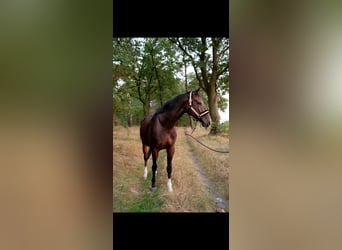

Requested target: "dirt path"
[
  {"left": 113, "top": 126, "right": 229, "bottom": 212},
  {"left": 185, "top": 133, "right": 229, "bottom": 211}
]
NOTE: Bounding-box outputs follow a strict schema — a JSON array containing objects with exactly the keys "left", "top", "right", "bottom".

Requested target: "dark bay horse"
[{"left": 139, "top": 88, "right": 211, "bottom": 192}]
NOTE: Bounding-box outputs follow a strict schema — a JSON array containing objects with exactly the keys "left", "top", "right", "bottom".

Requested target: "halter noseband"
[{"left": 188, "top": 91, "right": 210, "bottom": 119}]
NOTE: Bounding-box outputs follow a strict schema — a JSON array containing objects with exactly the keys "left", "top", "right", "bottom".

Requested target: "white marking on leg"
[
  {"left": 167, "top": 178, "right": 173, "bottom": 192},
  {"left": 143, "top": 167, "right": 148, "bottom": 179}
]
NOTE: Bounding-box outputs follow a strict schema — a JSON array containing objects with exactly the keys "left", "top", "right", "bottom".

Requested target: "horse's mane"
[{"left": 155, "top": 92, "right": 187, "bottom": 114}]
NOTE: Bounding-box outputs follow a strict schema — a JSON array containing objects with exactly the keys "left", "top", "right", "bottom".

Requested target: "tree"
[
  {"left": 113, "top": 38, "right": 183, "bottom": 125},
  {"left": 170, "top": 37, "right": 229, "bottom": 134}
]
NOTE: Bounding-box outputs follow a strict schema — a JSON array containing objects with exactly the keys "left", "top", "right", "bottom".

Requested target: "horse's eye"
[{"left": 196, "top": 101, "right": 202, "bottom": 105}]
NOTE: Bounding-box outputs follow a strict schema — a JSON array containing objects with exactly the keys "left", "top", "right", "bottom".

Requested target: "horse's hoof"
[{"left": 151, "top": 187, "right": 157, "bottom": 191}]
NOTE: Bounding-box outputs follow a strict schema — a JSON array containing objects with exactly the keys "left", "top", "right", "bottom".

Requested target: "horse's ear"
[{"left": 195, "top": 88, "right": 200, "bottom": 94}]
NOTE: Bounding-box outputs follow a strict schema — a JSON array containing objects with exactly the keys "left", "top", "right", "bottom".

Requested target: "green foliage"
[
  {"left": 177, "top": 114, "right": 192, "bottom": 127},
  {"left": 170, "top": 38, "right": 229, "bottom": 132},
  {"left": 113, "top": 37, "right": 229, "bottom": 127},
  {"left": 113, "top": 38, "right": 184, "bottom": 125},
  {"left": 219, "top": 121, "right": 229, "bottom": 134}
]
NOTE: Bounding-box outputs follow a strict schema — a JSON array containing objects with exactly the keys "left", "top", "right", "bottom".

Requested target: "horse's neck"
[
  {"left": 157, "top": 111, "right": 183, "bottom": 129},
  {"left": 157, "top": 101, "right": 186, "bottom": 129}
]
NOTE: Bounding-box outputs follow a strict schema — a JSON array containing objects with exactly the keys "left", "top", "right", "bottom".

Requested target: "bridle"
[
  {"left": 185, "top": 92, "right": 229, "bottom": 154},
  {"left": 188, "top": 91, "right": 210, "bottom": 119}
]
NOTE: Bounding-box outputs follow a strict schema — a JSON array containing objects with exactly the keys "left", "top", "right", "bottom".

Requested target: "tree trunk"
[
  {"left": 208, "top": 84, "right": 220, "bottom": 134},
  {"left": 184, "top": 59, "right": 194, "bottom": 129},
  {"left": 143, "top": 102, "right": 149, "bottom": 116},
  {"left": 127, "top": 114, "right": 132, "bottom": 127}
]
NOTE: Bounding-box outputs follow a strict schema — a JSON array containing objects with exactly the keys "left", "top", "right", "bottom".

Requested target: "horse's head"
[{"left": 187, "top": 88, "right": 211, "bottom": 127}]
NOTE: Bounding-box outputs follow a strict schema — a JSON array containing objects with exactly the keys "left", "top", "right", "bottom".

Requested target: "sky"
[{"left": 219, "top": 93, "right": 229, "bottom": 122}]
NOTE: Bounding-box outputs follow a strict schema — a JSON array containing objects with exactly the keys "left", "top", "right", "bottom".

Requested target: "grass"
[
  {"left": 113, "top": 125, "right": 229, "bottom": 212},
  {"left": 127, "top": 189, "right": 164, "bottom": 212},
  {"left": 186, "top": 127, "right": 230, "bottom": 202}
]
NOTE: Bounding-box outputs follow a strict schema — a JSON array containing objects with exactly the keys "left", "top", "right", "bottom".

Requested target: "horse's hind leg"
[{"left": 143, "top": 145, "right": 151, "bottom": 179}]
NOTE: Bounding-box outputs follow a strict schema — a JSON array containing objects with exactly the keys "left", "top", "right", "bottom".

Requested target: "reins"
[
  {"left": 185, "top": 91, "right": 229, "bottom": 154},
  {"left": 184, "top": 125, "right": 230, "bottom": 154}
]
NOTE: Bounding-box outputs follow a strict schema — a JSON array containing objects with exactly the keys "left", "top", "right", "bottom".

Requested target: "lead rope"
[{"left": 184, "top": 122, "right": 230, "bottom": 154}]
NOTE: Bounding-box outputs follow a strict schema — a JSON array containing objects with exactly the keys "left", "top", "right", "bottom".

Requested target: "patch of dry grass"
[
  {"left": 113, "top": 125, "right": 229, "bottom": 212},
  {"left": 185, "top": 126, "right": 230, "bottom": 203},
  {"left": 113, "top": 126, "right": 147, "bottom": 211},
  {"left": 161, "top": 130, "right": 214, "bottom": 212}
]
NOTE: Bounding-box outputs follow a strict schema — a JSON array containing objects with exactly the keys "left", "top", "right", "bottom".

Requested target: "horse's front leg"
[
  {"left": 151, "top": 148, "right": 159, "bottom": 190},
  {"left": 166, "top": 146, "right": 175, "bottom": 192}
]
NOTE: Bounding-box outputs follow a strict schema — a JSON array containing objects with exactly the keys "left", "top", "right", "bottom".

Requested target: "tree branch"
[{"left": 218, "top": 64, "right": 229, "bottom": 76}]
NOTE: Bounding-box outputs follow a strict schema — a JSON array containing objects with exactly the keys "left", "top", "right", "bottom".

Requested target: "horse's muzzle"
[{"left": 201, "top": 119, "right": 211, "bottom": 127}]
